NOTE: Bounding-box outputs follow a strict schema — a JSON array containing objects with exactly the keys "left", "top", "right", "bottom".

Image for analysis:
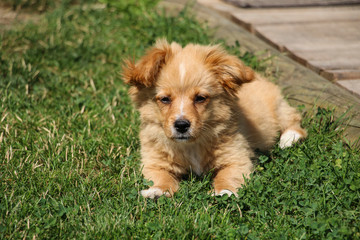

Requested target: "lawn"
[{"left": 1, "top": 0, "right": 359, "bottom": 239}]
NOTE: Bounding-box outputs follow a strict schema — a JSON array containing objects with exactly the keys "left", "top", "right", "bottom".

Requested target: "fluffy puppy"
[{"left": 122, "top": 39, "right": 307, "bottom": 199}]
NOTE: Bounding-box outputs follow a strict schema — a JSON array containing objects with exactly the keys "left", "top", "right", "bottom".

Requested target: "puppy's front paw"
[
  {"left": 279, "top": 129, "right": 303, "bottom": 149},
  {"left": 213, "top": 189, "right": 238, "bottom": 197},
  {"left": 140, "top": 187, "right": 171, "bottom": 199}
]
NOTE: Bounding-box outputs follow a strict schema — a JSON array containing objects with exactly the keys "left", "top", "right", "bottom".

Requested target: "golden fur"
[{"left": 122, "top": 39, "right": 307, "bottom": 198}]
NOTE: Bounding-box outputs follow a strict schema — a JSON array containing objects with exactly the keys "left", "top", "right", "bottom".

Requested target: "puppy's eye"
[
  {"left": 194, "top": 95, "right": 207, "bottom": 104},
  {"left": 159, "top": 96, "right": 171, "bottom": 104}
]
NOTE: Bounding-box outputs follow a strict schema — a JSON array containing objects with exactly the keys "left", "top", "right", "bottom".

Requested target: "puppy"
[{"left": 122, "top": 39, "right": 307, "bottom": 199}]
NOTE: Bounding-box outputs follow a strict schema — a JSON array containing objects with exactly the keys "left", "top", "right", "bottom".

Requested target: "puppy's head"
[{"left": 122, "top": 39, "right": 254, "bottom": 142}]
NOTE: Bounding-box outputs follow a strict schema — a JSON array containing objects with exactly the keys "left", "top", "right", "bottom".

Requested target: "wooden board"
[
  {"left": 224, "top": 0, "right": 360, "bottom": 8},
  {"left": 338, "top": 79, "right": 360, "bottom": 97},
  {"left": 229, "top": 6, "right": 360, "bottom": 25},
  {"left": 230, "top": 6, "right": 360, "bottom": 81}
]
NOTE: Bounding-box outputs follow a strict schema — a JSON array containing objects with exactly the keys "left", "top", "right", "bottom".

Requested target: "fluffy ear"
[
  {"left": 122, "top": 39, "right": 174, "bottom": 88},
  {"left": 205, "top": 45, "right": 254, "bottom": 95}
]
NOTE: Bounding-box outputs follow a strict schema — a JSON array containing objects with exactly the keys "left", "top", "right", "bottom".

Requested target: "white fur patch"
[
  {"left": 212, "top": 189, "right": 238, "bottom": 197},
  {"left": 141, "top": 187, "right": 169, "bottom": 199},
  {"left": 217, "top": 190, "right": 234, "bottom": 197},
  {"left": 179, "top": 63, "right": 185, "bottom": 84},
  {"left": 279, "top": 130, "right": 302, "bottom": 149},
  {"left": 179, "top": 98, "right": 184, "bottom": 116}
]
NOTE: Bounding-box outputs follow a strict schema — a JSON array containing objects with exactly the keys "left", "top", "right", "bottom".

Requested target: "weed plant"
[{"left": 0, "top": 1, "right": 359, "bottom": 239}]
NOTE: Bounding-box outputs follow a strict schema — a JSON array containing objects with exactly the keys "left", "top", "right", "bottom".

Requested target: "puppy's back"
[{"left": 236, "top": 74, "right": 296, "bottom": 151}]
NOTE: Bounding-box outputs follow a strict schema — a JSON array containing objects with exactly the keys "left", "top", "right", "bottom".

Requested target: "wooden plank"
[
  {"left": 323, "top": 70, "right": 360, "bottom": 80},
  {"left": 337, "top": 79, "right": 360, "bottom": 97},
  {"left": 200, "top": 1, "right": 360, "bottom": 81},
  {"left": 224, "top": 0, "right": 360, "bottom": 8},
  {"left": 284, "top": 51, "right": 360, "bottom": 81},
  {"left": 230, "top": 10, "right": 360, "bottom": 81},
  {"left": 231, "top": 6, "right": 360, "bottom": 25},
  {"left": 292, "top": 49, "right": 360, "bottom": 70},
  {"left": 254, "top": 22, "right": 360, "bottom": 48}
]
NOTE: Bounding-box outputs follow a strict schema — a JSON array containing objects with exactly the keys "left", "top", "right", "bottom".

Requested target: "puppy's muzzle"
[{"left": 174, "top": 119, "right": 191, "bottom": 134}]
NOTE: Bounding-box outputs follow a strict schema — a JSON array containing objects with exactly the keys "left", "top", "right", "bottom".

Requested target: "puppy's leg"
[
  {"left": 141, "top": 167, "right": 180, "bottom": 199},
  {"left": 213, "top": 160, "right": 253, "bottom": 197},
  {"left": 277, "top": 99, "right": 307, "bottom": 149}
]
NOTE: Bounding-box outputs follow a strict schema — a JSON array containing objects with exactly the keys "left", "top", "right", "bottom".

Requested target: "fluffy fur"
[{"left": 122, "top": 39, "right": 307, "bottom": 198}]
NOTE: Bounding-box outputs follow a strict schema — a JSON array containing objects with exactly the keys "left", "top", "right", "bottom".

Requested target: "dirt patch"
[{"left": 0, "top": 4, "right": 41, "bottom": 32}]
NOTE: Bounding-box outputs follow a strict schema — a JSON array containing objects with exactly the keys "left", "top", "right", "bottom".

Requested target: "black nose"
[{"left": 174, "top": 119, "right": 191, "bottom": 134}]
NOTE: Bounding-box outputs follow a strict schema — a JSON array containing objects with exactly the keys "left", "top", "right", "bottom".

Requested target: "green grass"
[
  {"left": 3, "top": 0, "right": 97, "bottom": 12},
  {"left": 1, "top": 1, "right": 359, "bottom": 239}
]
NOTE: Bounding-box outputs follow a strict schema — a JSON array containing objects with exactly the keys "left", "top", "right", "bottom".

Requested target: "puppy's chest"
[{"left": 181, "top": 147, "right": 208, "bottom": 176}]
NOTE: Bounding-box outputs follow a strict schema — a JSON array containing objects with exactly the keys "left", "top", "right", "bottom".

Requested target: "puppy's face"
[
  {"left": 155, "top": 62, "right": 213, "bottom": 142},
  {"left": 123, "top": 40, "right": 254, "bottom": 143}
]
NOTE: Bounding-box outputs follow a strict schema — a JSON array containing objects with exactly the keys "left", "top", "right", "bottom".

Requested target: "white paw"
[
  {"left": 140, "top": 187, "right": 170, "bottom": 199},
  {"left": 213, "top": 189, "right": 237, "bottom": 197},
  {"left": 279, "top": 130, "right": 302, "bottom": 149}
]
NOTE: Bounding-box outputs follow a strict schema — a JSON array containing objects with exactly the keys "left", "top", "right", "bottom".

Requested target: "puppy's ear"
[
  {"left": 205, "top": 45, "right": 254, "bottom": 95},
  {"left": 122, "top": 39, "right": 174, "bottom": 88}
]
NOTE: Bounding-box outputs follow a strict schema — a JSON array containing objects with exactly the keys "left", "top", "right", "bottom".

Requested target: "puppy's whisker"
[{"left": 199, "top": 124, "right": 217, "bottom": 140}]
